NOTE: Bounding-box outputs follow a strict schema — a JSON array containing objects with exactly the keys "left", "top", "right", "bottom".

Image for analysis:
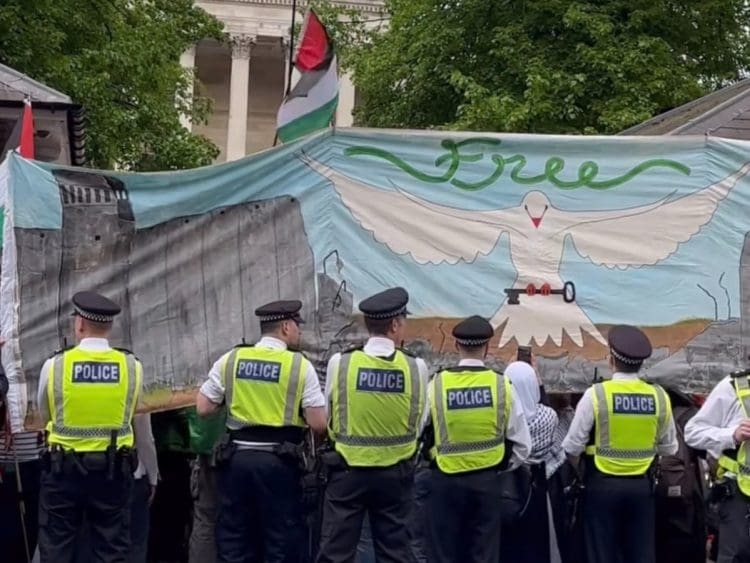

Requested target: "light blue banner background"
[{"left": 8, "top": 128, "right": 750, "bottom": 327}]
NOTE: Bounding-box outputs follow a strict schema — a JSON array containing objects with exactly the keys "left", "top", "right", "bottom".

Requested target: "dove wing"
[
  {"left": 301, "top": 154, "right": 519, "bottom": 265},
  {"left": 566, "top": 162, "right": 750, "bottom": 268}
]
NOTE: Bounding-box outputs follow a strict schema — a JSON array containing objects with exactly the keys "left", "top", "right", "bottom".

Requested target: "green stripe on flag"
[{"left": 277, "top": 96, "right": 339, "bottom": 144}]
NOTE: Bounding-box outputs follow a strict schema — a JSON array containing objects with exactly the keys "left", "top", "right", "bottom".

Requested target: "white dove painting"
[{"left": 300, "top": 153, "right": 750, "bottom": 349}]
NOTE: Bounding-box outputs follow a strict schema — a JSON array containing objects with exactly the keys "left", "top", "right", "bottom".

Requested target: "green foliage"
[
  {"left": 0, "top": 0, "right": 225, "bottom": 170},
  {"left": 340, "top": 0, "right": 750, "bottom": 134}
]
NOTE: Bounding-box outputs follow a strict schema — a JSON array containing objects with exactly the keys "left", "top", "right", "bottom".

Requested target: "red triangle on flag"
[
  {"left": 20, "top": 98, "right": 34, "bottom": 159},
  {"left": 295, "top": 10, "right": 333, "bottom": 72}
]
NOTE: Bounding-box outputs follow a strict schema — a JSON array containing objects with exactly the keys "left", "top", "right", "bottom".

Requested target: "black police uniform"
[
  {"left": 424, "top": 316, "right": 509, "bottom": 563},
  {"left": 213, "top": 300, "right": 309, "bottom": 563},
  {"left": 37, "top": 292, "right": 137, "bottom": 563},
  {"left": 316, "top": 288, "right": 421, "bottom": 563}
]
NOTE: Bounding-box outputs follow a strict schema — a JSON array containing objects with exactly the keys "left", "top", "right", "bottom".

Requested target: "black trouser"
[
  {"left": 500, "top": 464, "right": 550, "bottom": 563},
  {"left": 129, "top": 477, "right": 151, "bottom": 563},
  {"left": 216, "top": 449, "right": 303, "bottom": 563},
  {"left": 582, "top": 466, "right": 655, "bottom": 563},
  {"left": 426, "top": 467, "right": 504, "bottom": 563},
  {"left": 0, "top": 459, "right": 41, "bottom": 563},
  {"left": 717, "top": 481, "right": 750, "bottom": 563},
  {"left": 38, "top": 462, "right": 133, "bottom": 563},
  {"left": 316, "top": 461, "right": 415, "bottom": 563}
]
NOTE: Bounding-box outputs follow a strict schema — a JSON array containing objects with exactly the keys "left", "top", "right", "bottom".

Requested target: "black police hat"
[
  {"left": 71, "top": 291, "right": 121, "bottom": 323},
  {"left": 255, "top": 300, "right": 304, "bottom": 324},
  {"left": 358, "top": 287, "right": 410, "bottom": 319},
  {"left": 608, "top": 325, "right": 652, "bottom": 365},
  {"left": 453, "top": 315, "right": 494, "bottom": 346}
]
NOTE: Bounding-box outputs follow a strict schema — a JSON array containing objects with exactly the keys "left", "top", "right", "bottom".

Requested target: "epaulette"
[
  {"left": 397, "top": 347, "right": 417, "bottom": 358},
  {"left": 233, "top": 341, "right": 254, "bottom": 349},
  {"left": 730, "top": 369, "right": 750, "bottom": 379},
  {"left": 48, "top": 344, "right": 74, "bottom": 358},
  {"left": 340, "top": 344, "right": 364, "bottom": 355},
  {"left": 114, "top": 347, "right": 141, "bottom": 361}
]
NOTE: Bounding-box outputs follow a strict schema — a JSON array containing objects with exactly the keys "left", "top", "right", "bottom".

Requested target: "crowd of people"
[{"left": 0, "top": 285, "right": 746, "bottom": 562}]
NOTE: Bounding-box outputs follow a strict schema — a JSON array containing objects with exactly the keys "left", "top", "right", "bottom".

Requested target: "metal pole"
[
  {"left": 273, "top": 0, "right": 297, "bottom": 147},
  {"left": 3, "top": 407, "right": 31, "bottom": 563},
  {"left": 286, "top": 0, "right": 298, "bottom": 97}
]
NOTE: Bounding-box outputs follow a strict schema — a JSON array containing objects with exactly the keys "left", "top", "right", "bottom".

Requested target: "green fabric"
[
  {"left": 188, "top": 406, "right": 226, "bottom": 455},
  {"left": 152, "top": 408, "right": 192, "bottom": 453}
]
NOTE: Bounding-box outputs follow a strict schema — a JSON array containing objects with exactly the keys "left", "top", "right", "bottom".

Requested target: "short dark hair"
[
  {"left": 260, "top": 320, "right": 283, "bottom": 335},
  {"left": 457, "top": 342, "right": 485, "bottom": 354},
  {"left": 364, "top": 316, "right": 396, "bottom": 336},
  {"left": 612, "top": 357, "right": 642, "bottom": 374}
]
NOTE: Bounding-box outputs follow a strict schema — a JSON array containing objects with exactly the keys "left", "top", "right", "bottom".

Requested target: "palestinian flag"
[{"left": 276, "top": 9, "right": 339, "bottom": 143}]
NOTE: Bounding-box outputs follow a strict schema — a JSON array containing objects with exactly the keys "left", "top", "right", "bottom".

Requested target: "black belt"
[{"left": 228, "top": 425, "right": 304, "bottom": 444}]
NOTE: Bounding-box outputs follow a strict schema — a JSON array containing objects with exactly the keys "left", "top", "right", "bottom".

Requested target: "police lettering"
[
  {"left": 236, "top": 360, "right": 281, "bottom": 383},
  {"left": 356, "top": 368, "right": 405, "bottom": 393},
  {"left": 447, "top": 386, "right": 494, "bottom": 410},
  {"left": 612, "top": 393, "right": 656, "bottom": 415},
  {"left": 71, "top": 362, "right": 121, "bottom": 384}
]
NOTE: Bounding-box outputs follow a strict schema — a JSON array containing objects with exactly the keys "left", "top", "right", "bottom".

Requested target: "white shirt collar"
[
  {"left": 363, "top": 336, "right": 396, "bottom": 357},
  {"left": 78, "top": 337, "right": 111, "bottom": 351},
  {"left": 458, "top": 359, "right": 485, "bottom": 367},
  {"left": 257, "top": 336, "right": 287, "bottom": 350},
  {"left": 611, "top": 371, "right": 641, "bottom": 380}
]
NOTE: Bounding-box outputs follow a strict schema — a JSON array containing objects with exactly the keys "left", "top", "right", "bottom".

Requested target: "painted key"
[{"left": 504, "top": 281, "right": 576, "bottom": 305}]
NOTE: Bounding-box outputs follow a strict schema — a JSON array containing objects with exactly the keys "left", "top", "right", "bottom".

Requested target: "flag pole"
[
  {"left": 273, "top": 0, "right": 297, "bottom": 147},
  {"left": 286, "top": 0, "right": 297, "bottom": 98}
]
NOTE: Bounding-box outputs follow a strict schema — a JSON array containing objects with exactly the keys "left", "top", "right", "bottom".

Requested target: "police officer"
[
  {"left": 317, "top": 287, "right": 429, "bottom": 563},
  {"left": 425, "top": 316, "right": 530, "bottom": 563},
  {"left": 562, "top": 325, "right": 678, "bottom": 563},
  {"left": 37, "top": 291, "right": 142, "bottom": 563},
  {"left": 684, "top": 364, "right": 750, "bottom": 561},
  {"left": 196, "top": 300, "right": 327, "bottom": 563}
]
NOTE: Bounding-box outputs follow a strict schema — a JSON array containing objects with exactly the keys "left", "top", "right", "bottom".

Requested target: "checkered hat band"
[
  {"left": 258, "top": 313, "right": 294, "bottom": 322},
  {"left": 610, "top": 348, "right": 640, "bottom": 365},
  {"left": 74, "top": 305, "right": 113, "bottom": 323},
  {"left": 456, "top": 337, "right": 489, "bottom": 346},
  {"left": 365, "top": 305, "right": 407, "bottom": 319}
]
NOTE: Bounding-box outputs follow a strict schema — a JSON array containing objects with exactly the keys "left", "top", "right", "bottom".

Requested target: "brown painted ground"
[
  {"left": 404, "top": 317, "right": 713, "bottom": 362},
  {"left": 22, "top": 317, "right": 712, "bottom": 430}
]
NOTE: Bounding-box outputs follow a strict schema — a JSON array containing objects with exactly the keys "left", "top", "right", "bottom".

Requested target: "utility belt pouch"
[
  {"left": 215, "top": 433, "right": 236, "bottom": 465},
  {"left": 320, "top": 450, "right": 346, "bottom": 471},
  {"left": 275, "top": 441, "right": 301, "bottom": 462},
  {"left": 119, "top": 448, "right": 138, "bottom": 475},
  {"left": 106, "top": 430, "right": 118, "bottom": 480},
  {"left": 709, "top": 479, "right": 735, "bottom": 504},
  {"left": 51, "top": 446, "right": 64, "bottom": 475}
]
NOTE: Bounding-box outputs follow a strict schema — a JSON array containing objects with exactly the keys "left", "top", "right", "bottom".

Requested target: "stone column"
[
  {"left": 336, "top": 71, "right": 356, "bottom": 127},
  {"left": 179, "top": 46, "right": 196, "bottom": 131},
  {"left": 226, "top": 34, "right": 255, "bottom": 161}
]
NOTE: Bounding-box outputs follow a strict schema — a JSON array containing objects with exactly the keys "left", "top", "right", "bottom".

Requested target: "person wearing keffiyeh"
[{"left": 500, "top": 361, "right": 565, "bottom": 563}]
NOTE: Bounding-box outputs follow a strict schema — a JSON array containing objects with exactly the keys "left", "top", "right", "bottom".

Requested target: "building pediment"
[{"left": 199, "top": 0, "right": 385, "bottom": 14}]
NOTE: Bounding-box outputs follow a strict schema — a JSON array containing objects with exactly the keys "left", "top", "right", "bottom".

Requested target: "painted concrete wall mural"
[{"left": 1, "top": 128, "right": 750, "bottom": 430}]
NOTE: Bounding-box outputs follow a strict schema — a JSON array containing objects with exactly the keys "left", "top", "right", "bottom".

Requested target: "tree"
[
  {"left": 344, "top": 0, "right": 750, "bottom": 134},
  {"left": 0, "top": 0, "right": 225, "bottom": 170}
]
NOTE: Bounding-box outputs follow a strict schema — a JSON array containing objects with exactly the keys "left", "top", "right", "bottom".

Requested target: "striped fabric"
[{"left": 0, "top": 431, "right": 44, "bottom": 464}]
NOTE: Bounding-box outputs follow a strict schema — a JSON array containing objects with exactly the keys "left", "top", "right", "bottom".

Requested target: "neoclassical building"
[{"left": 187, "top": 0, "right": 383, "bottom": 161}]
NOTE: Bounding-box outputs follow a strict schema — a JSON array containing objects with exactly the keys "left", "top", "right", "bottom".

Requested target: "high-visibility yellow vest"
[
  {"left": 329, "top": 349, "right": 423, "bottom": 467},
  {"left": 429, "top": 368, "right": 510, "bottom": 474},
  {"left": 46, "top": 347, "right": 140, "bottom": 452},
  {"left": 222, "top": 346, "right": 306, "bottom": 430},
  {"left": 585, "top": 379, "right": 670, "bottom": 476},
  {"left": 718, "top": 375, "right": 750, "bottom": 494}
]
